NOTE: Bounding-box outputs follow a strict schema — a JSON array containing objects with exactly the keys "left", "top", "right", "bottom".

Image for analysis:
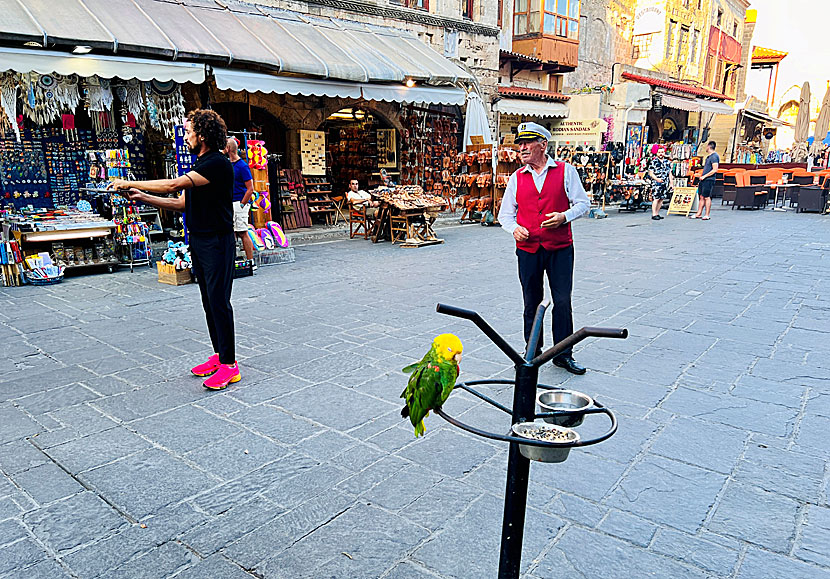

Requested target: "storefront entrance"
[{"left": 321, "top": 107, "right": 398, "bottom": 198}]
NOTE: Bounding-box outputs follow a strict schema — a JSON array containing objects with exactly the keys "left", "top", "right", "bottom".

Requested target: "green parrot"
[{"left": 400, "top": 333, "right": 463, "bottom": 437}]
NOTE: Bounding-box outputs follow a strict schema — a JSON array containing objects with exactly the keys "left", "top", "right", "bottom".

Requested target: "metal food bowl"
[
  {"left": 511, "top": 422, "right": 580, "bottom": 463},
  {"left": 536, "top": 389, "right": 594, "bottom": 427}
]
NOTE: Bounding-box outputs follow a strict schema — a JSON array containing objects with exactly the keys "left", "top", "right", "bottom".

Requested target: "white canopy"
[
  {"left": 361, "top": 84, "right": 465, "bottom": 106},
  {"left": 212, "top": 67, "right": 361, "bottom": 99},
  {"left": 660, "top": 94, "right": 700, "bottom": 112},
  {"left": 696, "top": 99, "right": 735, "bottom": 115},
  {"left": 463, "top": 92, "right": 493, "bottom": 146},
  {"left": 212, "top": 67, "right": 465, "bottom": 104},
  {"left": 493, "top": 98, "right": 569, "bottom": 118},
  {"left": 0, "top": 46, "right": 205, "bottom": 83}
]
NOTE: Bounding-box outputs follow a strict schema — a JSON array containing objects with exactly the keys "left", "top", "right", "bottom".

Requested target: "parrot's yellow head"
[{"left": 434, "top": 333, "right": 463, "bottom": 364}]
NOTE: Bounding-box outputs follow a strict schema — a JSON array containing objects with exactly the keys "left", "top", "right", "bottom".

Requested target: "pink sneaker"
[
  {"left": 191, "top": 354, "right": 220, "bottom": 377},
  {"left": 203, "top": 363, "right": 241, "bottom": 390}
]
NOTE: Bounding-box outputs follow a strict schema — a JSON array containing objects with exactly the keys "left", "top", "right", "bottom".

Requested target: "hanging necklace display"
[
  {"left": 145, "top": 82, "right": 161, "bottom": 132},
  {"left": 124, "top": 79, "right": 145, "bottom": 129},
  {"left": 150, "top": 80, "right": 184, "bottom": 140},
  {"left": 21, "top": 73, "right": 61, "bottom": 126},
  {"left": 86, "top": 76, "right": 114, "bottom": 113},
  {"left": 55, "top": 74, "right": 80, "bottom": 113},
  {"left": 115, "top": 85, "right": 134, "bottom": 144},
  {"left": 0, "top": 73, "right": 19, "bottom": 141}
]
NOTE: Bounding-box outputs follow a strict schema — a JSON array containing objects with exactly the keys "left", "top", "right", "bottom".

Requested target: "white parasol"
[{"left": 463, "top": 91, "right": 493, "bottom": 147}]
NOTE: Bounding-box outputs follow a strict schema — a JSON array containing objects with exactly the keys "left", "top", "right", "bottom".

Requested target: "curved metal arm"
[
  {"left": 436, "top": 303, "right": 525, "bottom": 366},
  {"left": 531, "top": 327, "right": 628, "bottom": 367},
  {"left": 525, "top": 299, "right": 550, "bottom": 362}
]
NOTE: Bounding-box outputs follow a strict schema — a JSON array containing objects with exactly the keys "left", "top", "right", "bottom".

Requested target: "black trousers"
[
  {"left": 517, "top": 245, "right": 575, "bottom": 357},
  {"left": 189, "top": 232, "right": 236, "bottom": 364}
]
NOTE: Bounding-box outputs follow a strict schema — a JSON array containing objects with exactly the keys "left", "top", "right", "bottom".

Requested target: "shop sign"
[
  {"left": 300, "top": 130, "right": 326, "bottom": 175},
  {"left": 549, "top": 119, "right": 608, "bottom": 138},
  {"left": 633, "top": 5, "right": 665, "bottom": 36},
  {"left": 667, "top": 186, "right": 698, "bottom": 216}
]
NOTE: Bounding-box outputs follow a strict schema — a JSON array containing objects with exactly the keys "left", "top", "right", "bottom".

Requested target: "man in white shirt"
[
  {"left": 498, "top": 122, "right": 591, "bottom": 374},
  {"left": 346, "top": 179, "right": 379, "bottom": 218}
]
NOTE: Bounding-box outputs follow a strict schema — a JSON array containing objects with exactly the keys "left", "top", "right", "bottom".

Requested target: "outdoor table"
[{"left": 767, "top": 183, "right": 798, "bottom": 211}]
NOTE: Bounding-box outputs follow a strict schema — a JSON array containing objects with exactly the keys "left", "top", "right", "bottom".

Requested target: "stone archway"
[
  {"left": 210, "top": 101, "right": 288, "bottom": 159},
  {"left": 315, "top": 100, "right": 404, "bottom": 133}
]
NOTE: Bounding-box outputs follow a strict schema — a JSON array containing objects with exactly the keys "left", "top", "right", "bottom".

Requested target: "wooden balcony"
[{"left": 511, "top": 36, "right": 579, "bottom": 70}]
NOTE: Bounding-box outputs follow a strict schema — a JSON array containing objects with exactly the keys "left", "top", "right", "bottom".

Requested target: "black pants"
[
  {"left": 189, "top": 232, "right": 236, "bottom": 364},
  {"left": 517, "top": 245, "right": 575, "bottom": 357}
]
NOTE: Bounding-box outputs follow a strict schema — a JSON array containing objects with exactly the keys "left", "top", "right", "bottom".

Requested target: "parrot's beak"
[{"left": 454, "top": 352, "right": 462, "bottom": 364}]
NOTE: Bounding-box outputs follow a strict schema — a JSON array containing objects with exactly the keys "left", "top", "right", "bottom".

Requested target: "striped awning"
[{"left": 0, "top": 0, "right": 472, "bottom": 86}]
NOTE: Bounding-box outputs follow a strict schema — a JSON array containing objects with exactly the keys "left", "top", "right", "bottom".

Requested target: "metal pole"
[{"left": 498, "top": 360, "right": 537, "bottom": 579}]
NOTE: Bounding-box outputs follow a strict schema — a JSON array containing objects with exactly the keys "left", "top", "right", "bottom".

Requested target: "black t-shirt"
[
  {"left": 186, "top": 151, "right": 234, "bottom": 235},
  {"left": 702, "top": 152, "right": 720, "bottom": 181}
]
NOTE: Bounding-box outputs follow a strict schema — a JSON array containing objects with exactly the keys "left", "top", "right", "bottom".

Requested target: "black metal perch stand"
[{"left": 434, "top": 301, "right": 628, "bottom": 579}]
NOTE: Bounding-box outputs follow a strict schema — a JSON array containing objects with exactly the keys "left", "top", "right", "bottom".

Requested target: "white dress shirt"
[{"left": 498, "top": 156, "right": 590, "bottom": 235}]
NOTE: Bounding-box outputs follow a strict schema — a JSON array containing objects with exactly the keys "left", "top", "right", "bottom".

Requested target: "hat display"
[{"left": 516, "top": 122, "right": 552, "bottom": 142}]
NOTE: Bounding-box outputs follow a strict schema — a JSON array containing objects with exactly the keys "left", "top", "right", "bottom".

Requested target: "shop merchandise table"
[
  {"left": 369, "top": 186, "right": 446, "bottom": 247},
  {"left": 610, "top": 179, "right": 651, "bottom": 212},
  {"left": 8, "top": 214, "right": 120, "bottom": 273}
]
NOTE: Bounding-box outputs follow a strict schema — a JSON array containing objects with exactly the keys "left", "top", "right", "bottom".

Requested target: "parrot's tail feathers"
[
  {"left": 402, "top": 363, "right": 419, "bottom": 374},
  {"left": 400, "top": 405, "right": 410, "bottom": 419},
  {"left": 415, "top": 420, "right": 425, "bottom": 437}
]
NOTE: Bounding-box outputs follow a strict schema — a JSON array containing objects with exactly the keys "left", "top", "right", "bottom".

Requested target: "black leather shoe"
[{"left": 553, "top": 356, "right": 586, "bottom": 375}]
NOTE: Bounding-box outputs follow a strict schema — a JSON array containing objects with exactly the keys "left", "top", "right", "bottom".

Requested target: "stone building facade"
[
  {"left": 197, "top": 0, "right": 503, "bottom": 166},
  {"left": 565, "top": 0, "right": 637, "bottom": 91},
  {"left": 251, "top": 0, "right": 500, "bottom": 111},
  {"left": 631, "top": 0, "right": 712, "bottom": 85}
]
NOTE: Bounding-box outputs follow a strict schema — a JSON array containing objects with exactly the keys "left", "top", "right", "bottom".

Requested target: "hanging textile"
[
  {"left": 150, "top": 80, "right": 185, "bottom": 140},
  {"left": 0, "top": 73, "right": 19, "bottom": 140},
  {"left": 86, "top": 77, "right": 114, "bottom": 113}
]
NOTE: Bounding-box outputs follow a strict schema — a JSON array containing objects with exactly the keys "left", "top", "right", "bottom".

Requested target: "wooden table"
[{"left": 369, "top": 193, "right": 445, "bottom": 247}]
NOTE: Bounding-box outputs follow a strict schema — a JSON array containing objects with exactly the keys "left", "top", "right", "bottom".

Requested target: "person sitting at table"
[{"left": 346, "top": 179, "right": 379, "bottom": 217}]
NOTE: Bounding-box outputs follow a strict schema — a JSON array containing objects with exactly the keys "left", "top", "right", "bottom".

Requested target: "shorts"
[
  {"left": 651, "top": 184, "right": 670, "bottom": 200},
  {"left": 698, "top": 179, "right": 714, "bottom": 199},
  {"left": 233, "top": 202, "right": 250, "bottom": 232}
]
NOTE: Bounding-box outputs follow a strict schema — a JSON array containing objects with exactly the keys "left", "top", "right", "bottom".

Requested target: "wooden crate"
[{"left": 157, "top": 262, "right": 192, "bottom": 285}]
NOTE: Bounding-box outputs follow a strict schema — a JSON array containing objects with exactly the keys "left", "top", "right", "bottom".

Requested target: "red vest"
[{"left": 515, "top": 163, "right": 573, "bottom": 253}]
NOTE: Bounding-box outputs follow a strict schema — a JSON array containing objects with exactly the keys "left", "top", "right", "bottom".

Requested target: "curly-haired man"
[{"left": 111, "top": 109, "right": 241, "bottom": 390}]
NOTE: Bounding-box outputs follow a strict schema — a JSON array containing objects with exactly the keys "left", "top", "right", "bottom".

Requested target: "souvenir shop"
[
  {"left": 731, "top": 108, "right": 783, "bottom": 164},
  {"left": 0, "top": 56, "right": 208, "bottom": 286}
]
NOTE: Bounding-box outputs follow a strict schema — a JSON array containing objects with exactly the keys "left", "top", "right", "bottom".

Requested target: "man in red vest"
[{"left": 498, "top": 122, "right": 591, "bottom": 374}]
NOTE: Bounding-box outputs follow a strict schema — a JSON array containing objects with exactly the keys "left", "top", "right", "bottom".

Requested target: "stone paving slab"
[{"left": 0, "top": 205, "right": 828, "bottom": 577}]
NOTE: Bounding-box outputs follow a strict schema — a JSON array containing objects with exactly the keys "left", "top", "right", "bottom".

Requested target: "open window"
[{"left": 513, "top": 0, "right": 579, "bottom": 39}]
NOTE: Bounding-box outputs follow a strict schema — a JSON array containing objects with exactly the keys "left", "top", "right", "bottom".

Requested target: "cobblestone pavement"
[{"left": 0, "top": 204, "right": 829, "bottom": 578}]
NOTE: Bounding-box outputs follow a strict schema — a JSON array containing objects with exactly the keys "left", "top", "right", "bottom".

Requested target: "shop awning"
[
  {"left": 621, "top": 71, "right": 728, "bottom": 100},
  {"left": 742, "top": 109, "right": 787, "bottom": 127},
  {"left": 361, "top": 84, "right": 465, "bottom": 106},
  {"left": 660, "top": 94, "right": 700, "bottom": 112},
  {"left": 696, "top": 99, "right": 735, "bottom": 115},
  {"left": 213, "top": 68, "right": 361, "bottom": 99},
  {"left": 493, "top": 99, "right": 569, "bottom": 118},
  {"left": 212, "top": 68, "right": 465, "bottom": 104},
  {"left": 0, "top": 46, "right": 205, "bottom": 83},
  {"left": 0, "top": 0, "right": 473, "bottom": 85}
]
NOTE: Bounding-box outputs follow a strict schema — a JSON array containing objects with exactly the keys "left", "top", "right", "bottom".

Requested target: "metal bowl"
[
  {"left": 536, "top": 389, "right": 594, "bottom": 427},
  {"left": 511, "top": 422, "right": 580, "bottom": 463}
]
